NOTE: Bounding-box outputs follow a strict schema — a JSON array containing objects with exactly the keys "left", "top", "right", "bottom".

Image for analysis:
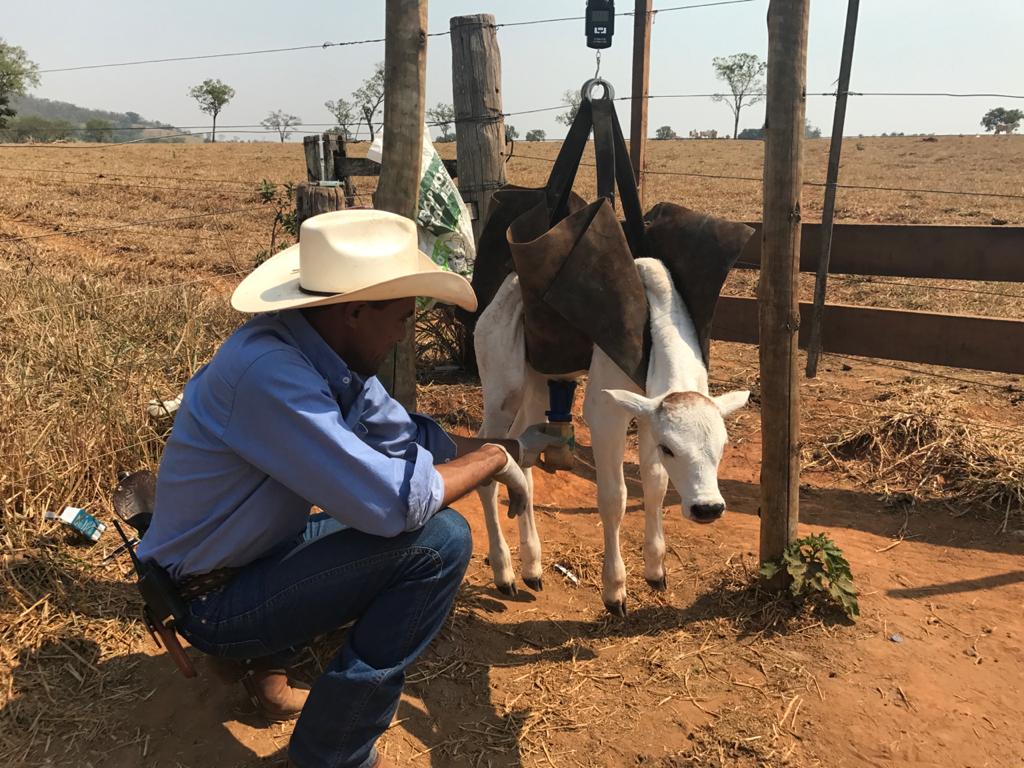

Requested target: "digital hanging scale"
[{"left": 586, "top": 0, "right": 615, "bottom": 49}]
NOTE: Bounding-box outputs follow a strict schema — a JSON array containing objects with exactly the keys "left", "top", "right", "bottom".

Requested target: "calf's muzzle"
[{"left": 690, "top": 502, "right": 725, "bottom": 523}]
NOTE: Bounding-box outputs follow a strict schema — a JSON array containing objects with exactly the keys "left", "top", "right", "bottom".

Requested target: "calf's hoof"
[
  {"left": 496, "top": 581, "right": 519, "bottom": 598},
  {"left": 603, "top": 599, "right": 628, "bottom": 618},
  {"left": 646, "top": 576, "right": 667, "bottom": 592},
  {"left": 523, "top": 576, "right": 543, "bottom": 592}
]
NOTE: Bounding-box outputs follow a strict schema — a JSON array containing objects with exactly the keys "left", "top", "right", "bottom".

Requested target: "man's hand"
[
  {"left": 436, "top": 443, "right": 527, "bottom": 513},
  {"left": 487, "top": 444, "right": 530, "bottom": 518},
  {"left": 516, "top": 424, "right": 565, "bottom": 469}
]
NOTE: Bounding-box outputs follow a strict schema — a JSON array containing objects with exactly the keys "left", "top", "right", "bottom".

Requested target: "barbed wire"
[
  {"left": 730, "top": 261, "right": 1024, "bottom": 301},
  {"left": 0, "top": 271, "right": 241, "bottom": 323},
  {"left": 818, "top": 353, "right": 1021, "bottom": 393},
  {"left": 510, "top": 151, "right": 1024, "bottom": 202},
  {"left": 15, "top": 435, "right": 168, "bottom": 487},
  {"left": 36, "top": 0, "right": 758, "bottom": 74},
  {"left": 0, "top": 171, "right": 262, "bottom": 196},
  {"left": 708, "top": 373, "right": 1024, "bottom": 437},
  {"left": 0, "top": 169, "right": 375, "bottom": 201},
  {"left": 0, "top": 221, "right": 274, "bottom": 254},
  {"left": 0, "top": 206, "right": 264, "bottom": 243},
  {"left": 8, "top": 88, "right": 1024, "bottom": 143},
  {"left": 0, "top": 131, "right": 205, "bottom": 149},
  {"left": 0, "top": 164, "right": 288, "bottom": 186}
]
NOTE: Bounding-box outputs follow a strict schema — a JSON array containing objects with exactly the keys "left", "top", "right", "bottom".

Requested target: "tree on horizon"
[
  {"left": 427, "top": 102, "right": 456, "bottom": 142},
  {"left": 353, "top": 63, "right": 385, "bottom": 142},
  {"left": 325, "top": 97, "right": 357, "bottom": 140},
  {"left": 188, "top": 79, "right": 235, "bottom": 143},
  {"left": 261, "top": 110, "right": 301, "bottom": 142},
  {"left": 981, "top": 107, "right": 1023, "bottom": 135},
  {"left": 0, "top": 38, "right": 40, "bottom": 129},
  {"left": 711, "top": 52, "right": 766, "bottom": 139}
]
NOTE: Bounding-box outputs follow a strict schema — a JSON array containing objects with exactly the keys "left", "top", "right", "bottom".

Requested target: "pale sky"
[{"left": 4, "top": 0, "right": 1023, "bottom": 140}]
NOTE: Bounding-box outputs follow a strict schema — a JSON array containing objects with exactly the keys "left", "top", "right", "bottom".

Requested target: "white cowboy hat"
[{"left": 231, "top": 209, "right": 478, "bottom": 313}]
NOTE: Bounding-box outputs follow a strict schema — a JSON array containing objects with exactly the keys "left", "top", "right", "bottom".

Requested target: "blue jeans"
[{"left": 178, "top": 508, "right": 473, "bottom": 768}]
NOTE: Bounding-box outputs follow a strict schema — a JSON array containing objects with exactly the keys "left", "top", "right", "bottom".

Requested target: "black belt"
[{"left": 176, "top": 567, "right": 238, "bottom": 601}]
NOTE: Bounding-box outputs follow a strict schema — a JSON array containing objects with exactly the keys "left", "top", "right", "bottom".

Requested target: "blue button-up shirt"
[{"left": 137, "top": 310, "right": 456, "bottom": 580}]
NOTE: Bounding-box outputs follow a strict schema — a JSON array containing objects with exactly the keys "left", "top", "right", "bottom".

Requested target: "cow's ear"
[
  {"left": 603, "top": 389, "right": 659, "bottom": 418},
  {"left": 712, "top": 390, "right": 750, "bottom": 418}
]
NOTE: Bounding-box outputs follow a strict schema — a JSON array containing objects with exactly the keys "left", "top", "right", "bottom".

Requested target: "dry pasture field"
[{"left": 1, "top": 136, "right": 1023, "bottom": 768}]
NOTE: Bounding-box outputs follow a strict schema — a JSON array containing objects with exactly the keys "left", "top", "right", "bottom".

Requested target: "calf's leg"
[
  {"left": 637, "top": 422, "right": 669, "bottom": 590},
  {"left": 583, "top": 383, "right": 632, "bottom": 616}
]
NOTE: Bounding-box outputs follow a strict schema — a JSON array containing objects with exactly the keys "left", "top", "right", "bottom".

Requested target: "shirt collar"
[{"left": 277, "top": 310, "right": 365, "bottom": 402}]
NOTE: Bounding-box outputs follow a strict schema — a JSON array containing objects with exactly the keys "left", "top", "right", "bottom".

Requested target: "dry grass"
[
  {"left": 0, "top": 271, "right": 239, "bottom": 763},
  {"left": 808, "top": 388, "right": 1024, "bottom": 530}
]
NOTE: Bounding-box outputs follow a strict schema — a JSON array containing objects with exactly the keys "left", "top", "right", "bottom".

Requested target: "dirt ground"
[
  {"left": 6, "top": 350, "right": 1022, "bottom": 768},
  {"left": 2, "top": 137, "right": 1023, "bottom": 767}
]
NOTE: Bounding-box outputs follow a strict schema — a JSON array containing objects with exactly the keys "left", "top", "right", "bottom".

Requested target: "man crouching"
[{"left": 137, "top": 210, "right": 558, "bottom": 768}]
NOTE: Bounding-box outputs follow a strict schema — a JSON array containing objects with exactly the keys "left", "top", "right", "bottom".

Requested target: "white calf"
[{"left": 474, "top": 257, "right": 749, "bottom": 615}]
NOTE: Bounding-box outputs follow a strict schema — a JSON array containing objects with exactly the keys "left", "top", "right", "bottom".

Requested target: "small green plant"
[
  {"left": 255, "top": 180, "right": 297, "bottom": 266},
  {"left": 760, "top": 533, "right": 859, "bottom": 619}
]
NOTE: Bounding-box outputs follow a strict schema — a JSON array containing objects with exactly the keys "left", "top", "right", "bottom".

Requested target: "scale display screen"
[{"left": 586, "top": 0, "right": 615, "bottom": 48}]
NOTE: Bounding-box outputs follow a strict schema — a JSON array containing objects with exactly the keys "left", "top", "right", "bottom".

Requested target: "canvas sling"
[{"left": 470, "top": 81, "right": 756, "bottom": 388}]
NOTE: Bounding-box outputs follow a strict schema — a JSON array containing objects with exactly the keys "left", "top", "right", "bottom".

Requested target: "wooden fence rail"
[
  {"left": 711, "top": 222, "right": 1024, "bottom": 374},
  {"left": 713, "top": 296, "right": 1024, "bottom": 374},
  {"left": 738, "top": 223, "right": 1024, "bottom": 282}
]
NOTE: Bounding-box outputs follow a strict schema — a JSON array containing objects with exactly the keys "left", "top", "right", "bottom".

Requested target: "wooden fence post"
[
  {"left": 334, "top": 135, "right": 359, "bottom": 207},
  {"left": 805, "top": 0, "right": 860, "bottom": 378},
  {"left": 295, "top": 184, "right": 343, "bottom": 229},
  {"left": 759, "top": 0, "right": 809, "bottom": 576},
  {"left": 629, "top": 0, "right": 653, "bottom": 203},
  {"left": 375, "top": 0, "right": 428, "bottom": 410},
  {"left": 322, "top": 132, "right": 339, "bottom": 182},
  {"left": 450, "top": 13, "right": 506, "bottom": 241},
  {"left": 303, "top": 135, "right": 322, "bottom": 182},
  {"left": 296, "top": 135, "right": 344, "bottom": 230},
  {"left": 296, "top": 185, "right": 344, "bottom": 230}
]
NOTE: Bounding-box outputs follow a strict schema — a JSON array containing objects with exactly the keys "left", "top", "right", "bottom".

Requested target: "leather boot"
[{"left": 207, "top": 656, "right": 310, "bottom": 722}]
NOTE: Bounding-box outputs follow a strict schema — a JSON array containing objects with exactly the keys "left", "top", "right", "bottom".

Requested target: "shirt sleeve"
[
  {"left": 357, "top": 376, "right": 458, "bottom": 464},
  {"left": 221, "top": 349, "right": 445, "bottom": 537}
]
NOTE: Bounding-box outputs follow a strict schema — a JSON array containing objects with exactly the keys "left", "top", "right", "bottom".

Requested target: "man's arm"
[
  {"left": 447, "top": 434, "right": 521, "bottom": 462},
  {"left": 435, "top": 443, "right": 509, "bottom": 507},
  {"left": 448, "top": 427, "right": 565, "bottom": 472}
]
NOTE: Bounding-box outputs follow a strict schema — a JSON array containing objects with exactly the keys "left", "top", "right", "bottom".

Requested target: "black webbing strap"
[
  {"left": 591, "top": 98, "right": 648, "bottom": 258},
  {"left": 592, "top": 98, "right": 616, "bottom": 203},
  {"left": 545, "top": 98, "right": 594, "bottom": 225}
]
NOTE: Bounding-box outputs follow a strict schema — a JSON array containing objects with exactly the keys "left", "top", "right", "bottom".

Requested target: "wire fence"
[
  {"left": 511, "top": 151, "right": 1024, "bottom": 202},
  {"left": 0, "top": 206, "right": 266, "bottom": 243},
  {"left": 708, "top": 373, "right": 1024, "bottom": 439},
  {"left": 7, "top": 89, "right": 1024, "bottom": 148},
  {"left": 32, "top": 0, "right": 759, "bottom": 74}
]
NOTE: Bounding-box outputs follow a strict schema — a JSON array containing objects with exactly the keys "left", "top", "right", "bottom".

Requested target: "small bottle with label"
[{"left": 45, "top": 506, "right": 107, "bottom": 543}]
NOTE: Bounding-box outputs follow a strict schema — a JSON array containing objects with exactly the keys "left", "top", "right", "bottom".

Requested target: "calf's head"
[{"left": 603, "top": 388, "right": 749, "bottom": 523}]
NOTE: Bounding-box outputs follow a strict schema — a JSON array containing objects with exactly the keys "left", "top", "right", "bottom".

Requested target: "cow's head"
[{"left": 603, "top": 389, "right": 749, "bottom": 523}]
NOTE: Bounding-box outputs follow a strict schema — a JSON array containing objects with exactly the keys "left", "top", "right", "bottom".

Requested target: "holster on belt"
[{"left": 113, "top": 519, "right": 197, "bottom": 679}]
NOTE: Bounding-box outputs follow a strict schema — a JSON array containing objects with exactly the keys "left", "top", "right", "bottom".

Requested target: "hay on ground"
[{"left": 809, "top": 389, "right": 1024, "bottom": 531}]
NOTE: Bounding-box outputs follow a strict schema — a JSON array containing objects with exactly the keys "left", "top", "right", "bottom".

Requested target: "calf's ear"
[
  {"left": 712, "top": 390, "right": 750, "bottom": 418},
  {"left": 602, "top": 389, "right": 659, "bottom": 418}
]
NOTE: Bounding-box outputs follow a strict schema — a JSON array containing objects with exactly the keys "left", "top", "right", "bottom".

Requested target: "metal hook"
[{"left": 594, "top": 49, "right": 602, "bottom": 79}]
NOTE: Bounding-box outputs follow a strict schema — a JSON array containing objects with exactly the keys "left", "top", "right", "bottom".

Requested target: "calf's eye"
[{"left": 659, "top": 445, "right": 675, "bottom": 458}]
